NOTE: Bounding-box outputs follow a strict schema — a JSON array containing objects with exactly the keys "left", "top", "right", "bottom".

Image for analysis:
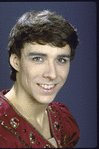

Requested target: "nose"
[{"left": 43, "top": 61, "right": 57, "bottom": 80}]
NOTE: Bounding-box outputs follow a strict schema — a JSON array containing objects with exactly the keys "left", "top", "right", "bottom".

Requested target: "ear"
[{"left": 9, "top": 54, "right": 20, "bottom": 72}]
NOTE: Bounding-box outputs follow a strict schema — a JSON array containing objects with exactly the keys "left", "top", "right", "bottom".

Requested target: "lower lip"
[{"left": 37, "top": 84, "right": 57, "bottom": 93}]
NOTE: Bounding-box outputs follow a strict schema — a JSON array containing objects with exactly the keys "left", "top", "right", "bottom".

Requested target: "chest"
[
  {"left": 0, "top": 102, "right": 67, "bottom": 148},
  {"left": 27, "top": 114, "right": 52, "bottom": 140}
]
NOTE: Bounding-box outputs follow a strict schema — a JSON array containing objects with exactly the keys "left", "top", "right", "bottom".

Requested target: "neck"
[{"left": 5, "top": 83, "right": 49, "bottom": 127}]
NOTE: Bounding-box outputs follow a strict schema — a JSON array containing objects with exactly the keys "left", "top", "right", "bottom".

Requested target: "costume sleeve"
[{"left": 54, "top": 102, "right": 80, "bottom": 148}]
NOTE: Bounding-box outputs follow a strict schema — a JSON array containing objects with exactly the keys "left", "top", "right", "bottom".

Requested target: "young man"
[{"left": 0, "top": 10, "right": 80, "bottom": 148}]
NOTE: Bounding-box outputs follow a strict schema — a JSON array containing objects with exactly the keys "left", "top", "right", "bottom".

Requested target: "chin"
[
  {"left": 36, "top": 96, "right": 56, "bottom": 105},
  {"left": 38, "top": 99, "right": 54, "bottom": 105}
]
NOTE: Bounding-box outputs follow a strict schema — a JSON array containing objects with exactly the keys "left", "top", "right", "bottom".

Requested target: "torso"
[
  {"left": 25, "top": 111, "right": 52, "bottom": 140},
  {"left": 0, "top": 90, "right": 80, "bottom": 148},
  {"left": 5, "top": 89, "right": 52, "bottom": 140}
]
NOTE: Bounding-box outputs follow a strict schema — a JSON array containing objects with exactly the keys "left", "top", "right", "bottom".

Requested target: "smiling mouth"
[{"left": 37, "top": 84, "right": 56, "bottom": 90}]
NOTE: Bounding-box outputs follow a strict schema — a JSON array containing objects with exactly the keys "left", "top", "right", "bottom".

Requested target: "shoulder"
[
  {"left": 0, "top": 90, "right": 13, "bottom": 129},
  {"left": 51, "top": 102, "right": 79, "bottom": 127},
  {"left": 49, "top": 102, "right": 79, "bottom": 129},
  {"left": 0, "top": 90, "right": 12, "bottom": 147},
  {"left": 0, "top": 90, "right": 27, "bottom": 148},
  {"left": 0, "top": 90, "right": 9, "bottom": 115},
  {"left": 49, "top": 102, "right": 80, "bottom": 148},
  {"left": 50, "top": 102, "right": 72, "bottom": 118},
  {"left": 52, "top": 102, "right": 69, "bottom": 111},
  {"left": 0, "top": 90, "right": 11, "bottom": 116}
]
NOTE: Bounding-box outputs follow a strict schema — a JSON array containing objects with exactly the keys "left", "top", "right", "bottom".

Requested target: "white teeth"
[{"left": 39, "top": 84, "right": 55, "bottom": 89}]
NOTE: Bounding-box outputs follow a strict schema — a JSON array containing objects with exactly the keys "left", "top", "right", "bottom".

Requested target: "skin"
[{"left": 5, "top": 43, "right": 71, "bottom": 139}]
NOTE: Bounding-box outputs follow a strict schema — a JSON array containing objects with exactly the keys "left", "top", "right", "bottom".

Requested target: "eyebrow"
[
  {"left": 57, "top": 54, "right": 70, "bottom": 59},
  {"left": 27, "top": 52, "right": 70, "bottom": 58},
  {"left": 27, "top": 52, "right": 47, "bottom": 57}
]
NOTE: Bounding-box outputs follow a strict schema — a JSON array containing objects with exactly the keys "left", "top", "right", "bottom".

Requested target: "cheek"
[
  {"left": 20, "top": 61, "right": 33, "bottom": 75},
  {"left": 20, "top": 65, "right": 39, "bottom": 83},
  {"left": 19, "top": 64, "right": 31, "bottom": 83},
  {"left": 58, "top": 64, "right": 70, "bottom": 79},
  {"left": 65, "top": 66, "right": 70, "bottom": 78},
  {"left": 20, "top": 66, "right": 29, "bottom": 77}
]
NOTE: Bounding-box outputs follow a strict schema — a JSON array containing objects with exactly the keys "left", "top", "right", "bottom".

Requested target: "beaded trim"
[
  {"left": 47, "top": 107, "right": 62, "bottom": 148},
  {"left": 29, "top": 132, "right": 35, "bottom": 144},
  {"left": 0, "top": 120, "right": 32, "bottom": 148},
  {"left": 56, "top": 109, "right": 64, "bottom": 146},
  {"left": 44, "top": 143, "right": 52, "bottom": 148}
]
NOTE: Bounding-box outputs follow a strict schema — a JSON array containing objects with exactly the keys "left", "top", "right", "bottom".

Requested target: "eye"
[
  {"left": 32, "top": 57, "right": 43, "bottom": 62},
  {"left": 57, "top": 58, "right": 68, "bottom": 64}
]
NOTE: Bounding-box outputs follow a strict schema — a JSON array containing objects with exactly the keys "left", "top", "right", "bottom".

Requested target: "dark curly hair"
[{"left": 8, "top": 10, "right": 79, "bottom": 81}]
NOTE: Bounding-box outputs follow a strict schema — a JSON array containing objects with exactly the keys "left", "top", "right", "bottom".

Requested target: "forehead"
[{"left": 21, "top": 42, "right": 71, "bottom": 56}]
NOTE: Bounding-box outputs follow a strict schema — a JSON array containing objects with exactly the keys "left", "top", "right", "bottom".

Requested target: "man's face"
[{"left": 16, "top": 43, "right": 71, "bottom": 104}]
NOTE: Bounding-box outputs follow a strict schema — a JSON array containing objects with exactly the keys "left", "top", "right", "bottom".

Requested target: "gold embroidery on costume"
[{"left": 10, "top": 117, "right": 19, "bottom": 129}]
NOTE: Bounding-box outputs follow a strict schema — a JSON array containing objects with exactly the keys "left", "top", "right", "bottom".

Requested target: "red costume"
[{"left": 0, "top": 90, "right": 80, "bottom": 148}]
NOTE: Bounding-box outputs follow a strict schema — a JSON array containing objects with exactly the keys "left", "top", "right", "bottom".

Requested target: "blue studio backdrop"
[{"left": 0, "top": 2, "right": 97, "bottom": 148}]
